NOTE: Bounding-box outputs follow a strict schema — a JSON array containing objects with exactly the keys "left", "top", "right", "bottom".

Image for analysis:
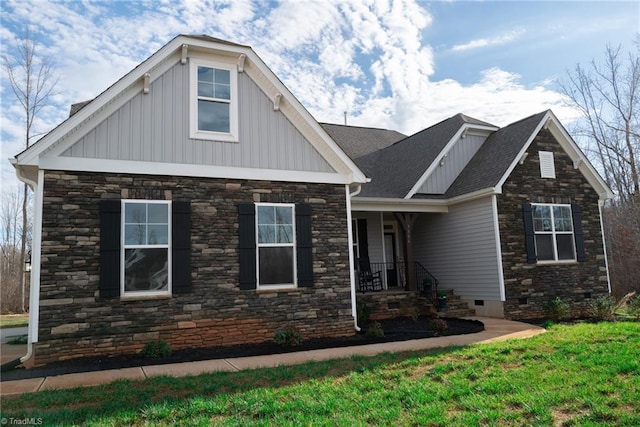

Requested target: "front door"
[{"left": 384, "top": 233, "right": 398, "bottom": 287}]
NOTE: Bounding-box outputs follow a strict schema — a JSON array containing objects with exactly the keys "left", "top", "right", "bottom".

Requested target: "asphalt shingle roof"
[
  {"left": 352, "top": 114, "right": 479, "bottom": 198},
  {"left": 444, "top": 111, "right": 547, "bottom": 198},
  {"left": 320, "top": 123, "right": 406, "bottom": 160}
]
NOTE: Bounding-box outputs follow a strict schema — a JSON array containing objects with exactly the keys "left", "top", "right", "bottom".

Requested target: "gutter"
[{"left": 346, "top": 184, "right": 362, "bottom": 332}]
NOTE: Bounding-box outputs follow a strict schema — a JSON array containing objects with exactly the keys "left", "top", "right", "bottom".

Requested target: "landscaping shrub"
[
  {"left": 587, "top": 295, "right": 616, "bottom": 321},
  {"left": 365, "top": 321, "right": 384, "bottom": 338},
  {"left": 627, "top": 297, "right": 640, "bottom": 320},
  {"left": 357, "top": 301, "right": 374, "bottom": 324},
  {"left": 141, "top": 340, "right": 172, "bottom": 359},
  {"left": 428, "top": 318, "right": 448, "bottom": 335},
  {"left": 544, "top": 297, "right": 571, "bottom": 322},
  {"left": 274, "top": 329, "right": 303, "bottom": 347}
]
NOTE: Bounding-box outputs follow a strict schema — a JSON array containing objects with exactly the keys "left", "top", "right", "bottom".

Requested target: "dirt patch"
[{"left": 0, "top": 317, "right": 483, "bottom": 382}]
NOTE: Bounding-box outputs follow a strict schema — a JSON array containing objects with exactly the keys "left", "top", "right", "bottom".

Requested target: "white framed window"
[
  {"left": 256, "top": 203, "right": 296, "bottom": 288},
  {"left": 539, "top": 151, "right": 556, "bottom": 178},
  {"left": 122, "top": 200, "right": 171, "bottom": 296},
  {"left": 532, "top": 203, "right": 575, "bottom": 262},
  {"left": 190, "top": 59, "right": 238, "bottom": 142}
]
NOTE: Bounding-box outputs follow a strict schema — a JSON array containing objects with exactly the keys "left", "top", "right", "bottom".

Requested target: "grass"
[
  {"left": 1, "top": 322, "right": 639, "bottom": 426},
  {"left": 0, "top": 313, "right": 28, "bottom": 329}
]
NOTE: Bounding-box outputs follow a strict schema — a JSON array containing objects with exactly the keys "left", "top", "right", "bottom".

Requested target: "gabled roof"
[
  {"left": 354, "top": 113, "right": 496, "bottom": 198},
  {"left": 12, "top": 34, "right": 367, "bottom": 185},
  {"left": 444, "top": 111, "right": 547, "bottom": 198},
  {"left": 320, "top": 123, "right": 406, "bottom": 160}
]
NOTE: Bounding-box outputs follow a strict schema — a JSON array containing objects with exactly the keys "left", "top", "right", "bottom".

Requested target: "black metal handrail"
[{"left": 415, "top": 261, "right": 438, "bottom": 304}]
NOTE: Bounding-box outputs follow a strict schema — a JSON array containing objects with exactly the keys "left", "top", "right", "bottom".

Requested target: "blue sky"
[{"left": 1, "top": 0, "right": 638, "bottom": 194}]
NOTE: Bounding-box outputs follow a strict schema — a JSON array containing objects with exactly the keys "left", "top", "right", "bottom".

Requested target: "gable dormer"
[{"left": 414, "top": 128, "right": 493, "bottom": 195}]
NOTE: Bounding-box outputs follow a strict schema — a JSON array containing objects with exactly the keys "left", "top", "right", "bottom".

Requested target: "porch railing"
[{"left": 368, "top": 261, "right": 438, "bottom": 304}]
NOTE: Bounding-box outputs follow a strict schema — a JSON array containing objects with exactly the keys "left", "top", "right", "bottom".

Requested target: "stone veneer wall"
[
  {"left": 498, "top": 129, "right": 609, "bottom": 320},
  {"left": 357, "top": 291, "right": 432, "bottom": 321},
  {"left": 34, "top": 171, "right": 354, "bottom": 365}
]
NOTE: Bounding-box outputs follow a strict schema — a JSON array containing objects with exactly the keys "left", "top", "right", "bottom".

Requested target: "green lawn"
[
  {"left": 1, "top": 322, "right": 639, "bottom": 426},
  {"left": 0, "top": 313, "right": 28, "bottom": 329}
]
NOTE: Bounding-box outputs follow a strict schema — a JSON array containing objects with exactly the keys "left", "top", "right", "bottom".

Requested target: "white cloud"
[
  {"left": 0, "top": 0, "right": 582, "bottom": 197},
  {"left": 451, "top": 29, "right": 525, "bottom": 52}
]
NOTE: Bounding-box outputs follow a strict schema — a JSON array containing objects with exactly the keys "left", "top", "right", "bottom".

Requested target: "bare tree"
[
  {"left": 560, "top": 41, "right": 640, "bottom": 202},
  {"left": 0, "top": 188, "right": 31, "bottom": 313},
  {"left": 2, "top": 27, "right": 58, "bottom": 313},
  {"left": 560, "top": 40, "right": 640, "bottom": 298}
]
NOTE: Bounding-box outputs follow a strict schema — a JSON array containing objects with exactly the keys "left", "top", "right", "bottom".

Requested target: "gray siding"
[
  {"left": 62, "top": 63, "right": 335, "bottom": 173},
  {"left": 413, "top": 196, "right": 502, "bottom": 300},
  {"left": 418, "top": 134, "right": 486, "bottom": 194}
]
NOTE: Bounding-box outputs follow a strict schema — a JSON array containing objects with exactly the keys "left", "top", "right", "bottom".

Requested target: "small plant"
[
  {"left": 141, "top": 339, "right": 172, "bottom": 359},
  {"left": 544, "top": 297, "right": 571, "bottom": 322},
  {"left": 627, "top": 297, "right": 640, "bottom": 320},
  {"left": 588, "top": 295, "right": 616, "bottom": 321},
  {"left": 410, "top": 307, "right": 421, "bottom": 322},
  {"left": 274, "top": 329, "right": 303, "bottom": 347},
  {"left": 7, "top": 334, "right": 27, "bottom": 345},
  {"left": 365, "top": 321, "right": 384, "bottom": 338},
  {"left": 541, "top": 320, "right": 555, "bottom": 329},
  {"left": 428, "top": 318, "right": 448, "bottom": 335},
  {"left": 357, "top": 301, "right": 375, "bottom": 324}
]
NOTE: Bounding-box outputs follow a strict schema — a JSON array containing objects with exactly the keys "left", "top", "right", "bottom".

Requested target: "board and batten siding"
[
  {"left": 413, "top": 196, "right": 502, "bottom": 300},
  {"left": 62, "top": 63, "right": 335, "bottom": 173},
  {"left": 417, "top": 134, "right": 486, "bottom": 194}
]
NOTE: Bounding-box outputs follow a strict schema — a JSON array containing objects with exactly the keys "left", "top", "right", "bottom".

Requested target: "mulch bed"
[{"left": 0, "top": 316, "right": 483, "bottom": 382}]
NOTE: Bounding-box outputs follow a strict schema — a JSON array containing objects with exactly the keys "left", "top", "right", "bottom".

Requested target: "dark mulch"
[{"left": 0, "top": 317, "right": 483, "bottom": 382}]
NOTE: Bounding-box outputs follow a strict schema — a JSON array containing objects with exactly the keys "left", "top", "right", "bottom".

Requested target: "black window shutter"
[
  {"left": 357, "top": 219, "right": 369, "bottom": 260},
  {"left": 571, "top": 203, "right": 586, "bottom": 262},
  {"left": 522, "top": 203, "right": 537, "bottom": 264},
  {"left": 238, "top": 203, "right": 257, "bottom": 290},
  {"left": 172, "top": 201, "right": 192, "bottom": 293},
  {"left": 99, "top": 200, "right": 121, "bottom": 297},
  {"left": 296, "top": 204, "right": 314, "bottom": 287}
]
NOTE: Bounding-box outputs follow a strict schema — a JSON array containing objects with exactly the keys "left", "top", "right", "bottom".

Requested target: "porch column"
[{"left": 395, "top": 212, "right": 419, "bottom": 291}]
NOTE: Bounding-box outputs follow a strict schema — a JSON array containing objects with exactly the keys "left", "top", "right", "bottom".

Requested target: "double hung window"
[
  {"left": 190, "top": 59, "right": 238, "bottom": 141},
  {"left": 122, "top": 201, "right": 171, "bottom": 295},
  {"left": 256, "top": 204, "right": 296, "bottom": 287},
  {"left": 532, "top": 203, "right": 575, "bottom": 261}
]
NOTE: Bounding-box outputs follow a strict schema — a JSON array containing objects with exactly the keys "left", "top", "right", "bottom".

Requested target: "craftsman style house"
[{"left": 11, "top": 35, "right": 612, "bottom": 366}]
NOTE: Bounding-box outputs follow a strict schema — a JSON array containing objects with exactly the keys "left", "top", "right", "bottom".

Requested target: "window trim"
[
  {"left": 532, "top": 202, "right": 576, "bottom": 263},
  {"left": 121, "top": 200, "right": 172, "bottom": 297},
  {"left": 189, "top": 59, "right": 239, "bottom": 142},
  {"left": 255, "top": 203, "right": 297, "bottom": 289}
]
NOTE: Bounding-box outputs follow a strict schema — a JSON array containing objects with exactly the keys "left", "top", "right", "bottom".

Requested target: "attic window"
[
  {"left": 539, "top": 151, "right": 556, "bottom": 178},
  {"left": 190, "top": 59, "right": 238, "bottom": 142}
]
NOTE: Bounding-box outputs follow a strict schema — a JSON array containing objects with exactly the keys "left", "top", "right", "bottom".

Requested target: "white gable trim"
[
  {"left": 39, "top": 157, "right": 354, "bottom": 185},
  {"left": 495, "top": 110, "right": 614, "bottom": 200},
  {"left": 14, "top": 35, "right": 367, "bottom": 184},
  {"left": 404, "top": 124, "right": 498, "bottom": 199}
]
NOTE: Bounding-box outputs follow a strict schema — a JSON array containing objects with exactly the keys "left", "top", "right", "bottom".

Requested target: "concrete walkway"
[{"left": 0, "top": 317, "right": 544, "bottom": 396}]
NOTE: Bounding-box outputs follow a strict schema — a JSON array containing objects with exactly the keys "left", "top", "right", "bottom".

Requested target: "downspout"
[
  {"left": 598, "top": 200, "right": 612, "bottom": 294},
  {"left": 346, "top": 184, "right": 361, "bottom": 332},
  {"left": 13, "top": 167, "right": 43, "bottom": 366}
]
